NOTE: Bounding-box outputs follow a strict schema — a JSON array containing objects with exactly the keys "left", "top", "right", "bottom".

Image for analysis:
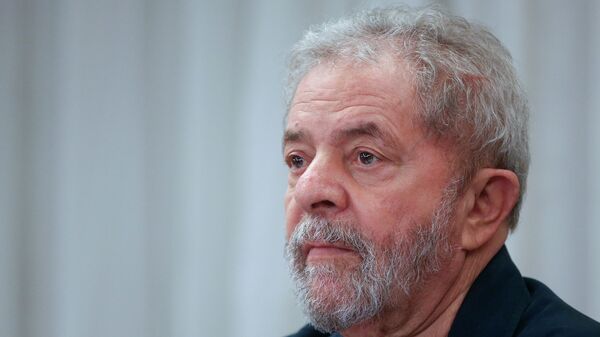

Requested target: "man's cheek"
[
  {"left": 284, "top": 217, "right": 295, "bottom": 241},
  {"left": 285, "top": 199, "right": 302, "bottom": 239}
]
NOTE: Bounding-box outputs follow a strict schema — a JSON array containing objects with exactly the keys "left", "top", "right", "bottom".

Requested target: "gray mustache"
[{"left": 286, "top": 215, "right": 373, "bottom": 261}]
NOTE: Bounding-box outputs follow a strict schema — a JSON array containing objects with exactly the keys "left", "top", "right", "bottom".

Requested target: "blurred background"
[{"left": 1, "top": 0, "right": 599, "bottom": 336}]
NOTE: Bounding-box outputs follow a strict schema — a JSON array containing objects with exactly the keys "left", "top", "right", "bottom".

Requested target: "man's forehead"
[
  {"left": 289, "top": 62, "right": 417, "bottom": 124},
  {"left": 292, "top": 56, "right": 414, "bottom": 99},
  {"left": 282, "top": 55, "right": 425, "bottom": 151}
]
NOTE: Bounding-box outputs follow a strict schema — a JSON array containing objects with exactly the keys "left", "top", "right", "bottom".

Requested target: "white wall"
[{"left": 1, "top": 1, "right": 598, "bottom": 336}]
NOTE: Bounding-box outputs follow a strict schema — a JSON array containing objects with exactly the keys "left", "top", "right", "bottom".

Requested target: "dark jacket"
[{"left": 287, "top": 246, "right": 600, "bottom": 337}]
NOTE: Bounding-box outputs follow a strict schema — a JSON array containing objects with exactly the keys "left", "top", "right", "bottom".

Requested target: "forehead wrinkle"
[{"left": 292, "top": 92, "right": 394, "bottom": 111}]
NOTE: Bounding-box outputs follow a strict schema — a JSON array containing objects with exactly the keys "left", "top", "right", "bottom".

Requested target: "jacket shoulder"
[{"left": 514, "top": 278, "right": 600, "bottom": 336}]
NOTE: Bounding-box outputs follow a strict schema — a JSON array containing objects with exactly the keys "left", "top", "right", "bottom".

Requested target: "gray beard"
[{"left": 284, "top": 186, "right": 457, "bottom": 333}]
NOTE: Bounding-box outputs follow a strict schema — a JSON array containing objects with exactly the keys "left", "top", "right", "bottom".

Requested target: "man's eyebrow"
[
  {"left": 283, "top": 129, "right": 304, "bottom": 143},
  {"left": 336, "top": 122, "right": 400, "bottom": 148},
  {"left": 282, "top": 122, "right": 402, "bottom": 152},
  {"left": 282, "top": 129, "right": 306, "bottom": 153}
]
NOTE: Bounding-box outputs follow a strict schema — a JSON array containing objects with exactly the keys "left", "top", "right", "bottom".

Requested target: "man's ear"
[{"left": 460, "top": 168, "right": 520, "bottom": 251}]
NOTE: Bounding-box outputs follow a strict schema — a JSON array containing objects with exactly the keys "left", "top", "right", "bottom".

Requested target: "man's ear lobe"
[{"left": 460, "top": 168, "right": 520, "bottom": 251}]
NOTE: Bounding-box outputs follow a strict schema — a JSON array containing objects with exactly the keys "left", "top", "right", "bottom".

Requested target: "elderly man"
[{"left": 282, "top": 5, "right": 600, "bottom": 337}]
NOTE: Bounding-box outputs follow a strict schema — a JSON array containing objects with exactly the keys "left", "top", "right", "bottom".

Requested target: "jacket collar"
[{"left": 448, "top": 245, "right": 530, "bottom": 337}]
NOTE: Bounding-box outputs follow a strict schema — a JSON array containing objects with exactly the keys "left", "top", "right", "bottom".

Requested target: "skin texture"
[{"left": 283, "top": 56, "right": 520, "bottom": 337}]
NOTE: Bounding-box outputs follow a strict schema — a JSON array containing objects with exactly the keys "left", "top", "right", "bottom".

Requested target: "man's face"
[{"left": 283, "top": 58, "right": 459, "bottom": 331}]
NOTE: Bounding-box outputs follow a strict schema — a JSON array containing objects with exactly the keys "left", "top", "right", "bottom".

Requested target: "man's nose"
[{"left": 293, "top": 155, "right": 349, "bottom": 217}]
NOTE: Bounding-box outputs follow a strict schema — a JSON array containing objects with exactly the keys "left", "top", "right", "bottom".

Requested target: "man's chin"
[
  {"left": 300, "top": 273, "right": 382, "bottom": 333},
  {"left": 303, "top": 266, "right": 352, "bottom": 301},
  {"left": 305, "top": 266, "right": 343, "bottom": 291}
]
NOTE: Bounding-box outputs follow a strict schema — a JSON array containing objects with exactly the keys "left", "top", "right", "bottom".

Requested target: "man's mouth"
[{"left": 303, "top": 242, "right": 358, "bottom": 263}]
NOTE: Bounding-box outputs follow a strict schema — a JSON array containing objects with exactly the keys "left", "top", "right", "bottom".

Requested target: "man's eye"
[
  {"left": 288, "top": 155, "right": 306, "bottom": 169},
  {"left": 358, "top": 151, "right": 378, "bottom": 165}
]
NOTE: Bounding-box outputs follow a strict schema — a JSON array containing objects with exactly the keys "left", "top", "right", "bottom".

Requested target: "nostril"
[{"left": 311, "top": 200, "right": 336, "bottom": 209}]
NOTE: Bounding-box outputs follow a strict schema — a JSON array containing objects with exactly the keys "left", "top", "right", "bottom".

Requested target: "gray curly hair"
[{"left": 285, "top": 5, "right": 529, "bottom": 229}]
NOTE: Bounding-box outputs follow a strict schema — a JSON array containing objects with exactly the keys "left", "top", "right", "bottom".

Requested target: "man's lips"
[{"left": 303, "top": 242, "right": 358, "bottom": 262}]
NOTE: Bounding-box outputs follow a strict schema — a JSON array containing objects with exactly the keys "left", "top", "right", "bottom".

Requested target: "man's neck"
[{"left": 339, "top": 235, "right": 506, "bottom": 337}]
